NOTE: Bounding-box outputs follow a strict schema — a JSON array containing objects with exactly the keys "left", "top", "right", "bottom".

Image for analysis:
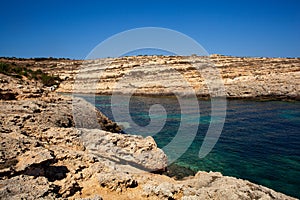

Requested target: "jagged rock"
[
  {"left": 0, "top": 133, "right": 33, "bottom": 175},
  {"left": 76, "top": 195, "right": 103, "bottom": 200},
  {"left": 0, "top": 175, "right": 60, "bottom": 200},
  {"left": 179, "top": 171, "right": 296, "bottom": 200},
  {"left": 72, "top": 97, "right": 121, "bottom": 132},
  {"left": 0, "top": 91, "right": 17, "bottom": 100},
  {"left": 0, "top": 73, "right": 44, "bottom": 100},
  {"left": 98, "top": 171, "right": 138, "bottom": 192},
  {"left": 0, "top": 97, "right": 121, "bottom": 134},
  {"left": 14, "top": 147, "right": 54, "bottom": 172},
  {"left": 58, "top": 179, "right": 81, "bottom": 198},
  {"left": 142, "top": 182, "right": 180, "bottom": 199}
]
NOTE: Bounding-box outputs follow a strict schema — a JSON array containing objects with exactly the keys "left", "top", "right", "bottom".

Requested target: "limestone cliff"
[
  {"left": 53, "top": 55, "right": 300, "bottom": 100},
  {"left": 1, "top": 55, "right": 299, "bottom": 100}
]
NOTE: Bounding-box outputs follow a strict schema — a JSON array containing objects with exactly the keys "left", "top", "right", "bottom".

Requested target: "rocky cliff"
[
  {"left": 0, "top": 59, "right": 298, "bottom": 199},
  {"left": 1, "top": 55, "right": 299, "bottom": 100},
  {"left": 47, "top": 55, "right": 300, "bottom": 100}
]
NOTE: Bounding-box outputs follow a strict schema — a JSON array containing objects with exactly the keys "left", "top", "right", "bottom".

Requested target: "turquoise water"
[{"left": 81, "top": 95, "right": 300, "bottom": 198}]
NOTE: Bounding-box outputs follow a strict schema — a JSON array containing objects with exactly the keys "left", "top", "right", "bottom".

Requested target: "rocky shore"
[{"left": 0, "top": 57, "right": 299, "bottom": 199}]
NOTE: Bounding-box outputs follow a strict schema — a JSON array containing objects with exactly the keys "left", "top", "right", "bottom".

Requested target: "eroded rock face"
[
  {"left": 1, "top": 55, "right": 299, "bottom": 100},
  {"left": 0, "top": 73, "right": 44, "bottom": 100},
  {"left": 49, "top": 55, "right": 300, "bottom": 100},
  {"left": 98, "top": 171, "right": 138, "bottom": 192},
  {"left": 14, "top": 147, "right": 54, "bottom": 172}
]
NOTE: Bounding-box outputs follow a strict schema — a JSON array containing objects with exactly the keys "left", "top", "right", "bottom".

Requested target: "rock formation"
[
  {"left": 1, "top": 55, "right": 299, "bottom": 100},
  {"left": 33, "top": 55, "right": 299, "bottom": 100},
  {"left": 0, "top": 57, "right": 298, "bottom": 199}
]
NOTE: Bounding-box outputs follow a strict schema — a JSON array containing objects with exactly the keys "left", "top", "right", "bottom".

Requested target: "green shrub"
[
  {"left": 0, "top": 63, "right": 9, "bottom": 74},
  {"left": 41, "top": 74, "right": 60, "bottom": 86},
  {"left": 11, "top": 66, "right": 23, "bottom": 75},
  {"left": 36, "top": 69, "right": 43, "bottom": 74},
  {"left": 0, "top": 62, "right": 61, "bottom": 86},
  {"left": 22, "top": 70, "right": 28, "bottom": 76}
]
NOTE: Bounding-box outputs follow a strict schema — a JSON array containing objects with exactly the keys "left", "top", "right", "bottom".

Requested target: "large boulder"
[{"left": 79, "top": 128, "right": 168, "bottom": 172}]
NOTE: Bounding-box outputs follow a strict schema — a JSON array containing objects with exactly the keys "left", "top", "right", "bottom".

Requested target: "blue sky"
[{"left": 0, "top": 0, "right": 299, "bottom": 58}]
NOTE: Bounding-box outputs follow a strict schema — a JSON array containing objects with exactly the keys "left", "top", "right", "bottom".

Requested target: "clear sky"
[{"left": 0, "top": 0, "right": 299, "bottom": 59}]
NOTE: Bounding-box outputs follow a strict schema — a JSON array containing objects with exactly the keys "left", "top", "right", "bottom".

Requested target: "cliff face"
[
  {"left": 1, "top": 55, "right": 299, "bottom": 100},
  {"left": 0, "top": 62, "right": 298, "bottom": 199},
  {"left": 46, "top": 55, "right": 299, "bottom": 100}
]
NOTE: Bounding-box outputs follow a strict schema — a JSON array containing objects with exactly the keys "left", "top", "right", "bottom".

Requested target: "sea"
[{"left": 78, "top": 94, "right": 300, "bottom": 198}]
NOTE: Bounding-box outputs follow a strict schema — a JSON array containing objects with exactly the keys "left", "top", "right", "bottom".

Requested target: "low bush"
[
  {"left": 0, "top": 63, "right": 9, "bottom": 74},
  {"left": 0, "top": 62, "right": 61, "bottom": 86}
]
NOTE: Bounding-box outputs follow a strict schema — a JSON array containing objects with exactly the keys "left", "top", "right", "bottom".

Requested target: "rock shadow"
[
  {"left": 44, "top": 165, "right": 69, "bottom": 181},
  {"left": 22, "top": 164, "right": 69, "bottom": 182}
]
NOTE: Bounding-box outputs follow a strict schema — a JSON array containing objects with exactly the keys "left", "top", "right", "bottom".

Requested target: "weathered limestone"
[
  {"left": 0, "top": 57, "right": 298, "bottom": 199},
  {"left": 42, "top": 55, "right": 300, "bottom": 100},
  {"left": 80, "top": 128, "right": 168, "bottom": 172}
]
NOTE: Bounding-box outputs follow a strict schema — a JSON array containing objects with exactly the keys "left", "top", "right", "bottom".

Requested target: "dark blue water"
[{"left": 81, "top": 95, "right": 300, "bottom": 198}]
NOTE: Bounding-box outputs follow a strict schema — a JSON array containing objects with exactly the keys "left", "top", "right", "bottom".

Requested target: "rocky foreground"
[{"left": 0, "top": 57, "right": 299, "bottom": 199}]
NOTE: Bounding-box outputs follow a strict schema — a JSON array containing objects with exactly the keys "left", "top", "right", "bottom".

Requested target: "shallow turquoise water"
[{"left": 80, "top": 95, "right": 300, "bottom": 198}]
